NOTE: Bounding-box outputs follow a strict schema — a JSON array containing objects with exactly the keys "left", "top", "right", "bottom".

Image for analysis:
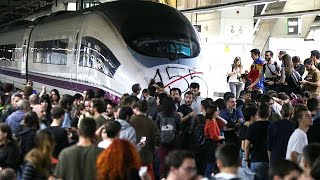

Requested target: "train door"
[{"left": 22, "top": 27, "right": 34, "bottom": 82}]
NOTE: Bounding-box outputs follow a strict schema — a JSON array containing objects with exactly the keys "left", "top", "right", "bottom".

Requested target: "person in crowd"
[
  {"left": 292, "top": 56, "right": 305, "bottom": 76},
  {"left": 96, "top": 139, "right": 144, "bottom": 180},
  {"left": 59, "top": 94, "right": 74, "bottom": 128},
  {"left": 203, "top": 104, "right": 227, "bottom": 178},
  {"left": 269, "top": 159, "right": 303, "bottom": 180},
  {"left": 0, "top": 123, "right": 20, "bottom": 170},
  {"left": 0, "top": 168, "right": 16, "bottom": 180},
  {"left": 29, "top": 94, "right": 39, "bottom": 109},
  {"left": 259, "top": 94, "right": 281, "bottom": 121},
  {"left": 278, "top": 50, "right": 287, "bottom": 63},
  {"left": 307, "top": 99, "right": 320, "bottom": 144},
  {"left": 96, "top": 120, "right": 121, "bottom": 149},
  {"left": 131, "top": 83, "right": 142, "bottom": 102},
  {"left": 164, "top": 150, "right": 198, "bottom": 180},
  {"left": 286, "top": 106, "right": 312, "bottom": 165},
  {"left": 39, "top": 95, "right": 52, "bottom": 124},
  {"left": 267, "top": 103, "right": 295, "bottom": 165},
  {"left": 245, "top": 103, "right": 270, "bottom": 180},
  {"left": 177, "top": 91, "right": 197, "bottom": 133},
  {"left": 50, "top": 89, "right": 60, "bottom": 106},
  {"left": 22, "top": 130, "right": 55, "bottom": 180},
  {"left": 239, "top": 103, "right": 258, "bottom": 167},
  {"left": 116, "top": 106, "right": 137, "bottom": 144},
  {"left": 54, "top": 117, "right": 103, "bottom": 180},
  {"left": 141, "top": 88, "right": 148, "bottom": 100},
  {"left": 77, "top": 99, "right": 92, "bottom": 128},
  {"left": 302, "top": 58, "right": 320, "bottom": 95},
  {"left": 302, "top": 91, "right": 311, "bottom": 106},
  {"left": 276, "top": 54, "right": 302, "bottom": 95},
  {"left": 300, "top": 143, "right": 320, "bottom": 180},
  {"left": 6, "top": 99, "right": 30, "bottom": 134},
  {"left": 15, "top": 111, "right": 39, "bottom": 161},
  {"left": 2, "top": 83, "right": 14, "bottom": 105},
  {"left": 89, "top": 98, "right": 107, "bottom": 130},
  {"left": 130, "top": 100, "right": 161, "bottom": 180},
  {"left": 83, "top": 89, "right": 94, "bottom": 101},
  {"left": 103, "top": 101, "right": 116, "bottom": 121},
  {"left": 310, "top": 50, "right": 320, "bottom": 70},
  {"left": 248, "top": 48, "right": 266, "bottom": 91},
  {"left": 121, "top": 96, "right": 135, "bottom": 107},
  {"left": 227, "top": 56, "right": 244, "bottom": 98},
  {"left": 0, "top": 93, "right": 22, "bottom": 123},
  {"left": 33, "top": 104, "right": 48, "bottom": 129},
  {"left": 214, "top": 143, "right": 241, "bottom": 179},
  {"left": 170, "top": 88, "right": 182, "bottom": 109},
  {"left": 26, "top": 80, "right": 37, "bottom": 94},
  {"left": 241, "top": 90, "right": 252, "bottom": 104},
  {"left": 220, "top": 93, "right": 243, "bottom": 150},
  {"left": 94, "top": 89, "right": 106, "bottom": 99},
  {"left": 22, "top": 86, "right": 33, "bottom": 100},
  {"left": 156, "top": 96, "right": 181, "bottom": 178},
  {"left": 189, "top": 82, "right": 203, "bottom": 114},
  {"left": 45, "top": 106, "right": 69, "bottom": 159}
]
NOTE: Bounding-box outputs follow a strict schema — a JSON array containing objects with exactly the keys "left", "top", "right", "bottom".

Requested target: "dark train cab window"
[
  {"left": 0, "top": 44, "right": 17, "bottom": 61},
  {"left": 33, "top": 39, "right": 69, "bottom": 65},
  {"left": 79, "top": 36, "right": 120, "bottom": 78}
]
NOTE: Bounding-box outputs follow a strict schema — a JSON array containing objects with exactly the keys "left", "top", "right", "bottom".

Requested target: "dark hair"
[
  {"left": 267, "top": 90, "right": 277, "bottom": 97},
  {"left": 59, "top": 94, "right": 74, "bottom": 111},
  {"left": 85, "top": 89, "right": 95, "bottom": 100},
  {"left": 4, "top": 83, "right": 14, "bottom": 93},
  {"left": 104, "top": 121, "right": 121, "bottom": 138},
  {"left": 73, "top": 93, "right": 83, "bottom": 101},
  {"left": 184, "top": 91, "right": 194, "bottom": 98},
  {"left": 251, "top": 89, "right": 263, "bottom": 102},
  {"left": 243, "top": 103, "right": 258, "bottom": 121},
  {"left": 281, "top": 103, "right": 293, "bottom": 119},
  {"left": 215, "top": 143, "right": 240, "bottom": 167},
  {"left": 258, "top": 103, "right": 270, "bottom": 119},
  {"left": 205, "top": 104, "right": 219, "bottom": 119},
  {"left": 119, "top": 106, "right": 134, "bottom": 120},
  {"left": 40, "top": 95, "right": 52, "bottom": 117},
  {"left": 311, "top": 50, "right": 320, "bottom": 59},
  {"left": 147, "top": 85, "right": 156, "bottom": 97},
  {"left": 50, "top": 89, "right": 60, "bottom": 102},
  {"left": 95, "top": 89, "right": 106, "bottom": 99},
  {"left": 24, "top": 111, "right": 40, "bottom": 129},
  {"left": 223, "top": 92, "right": 235, "bottom": 102},
  {"left": 165, "top": 150, "right": 194, "bottom": 170},
  {"left": 160, "top": 96, "right": 176, "bottom": 117},
  {"left": 303, "top": 143, "right": 320, "bottom": 167},
  {"left": 277, "top": 92, "right": 290, "bottom": 100},
  {"left": 0, "top": 123, "right": 15, "bottom": 145},
  {"left": 215, "top": 98, "right": 226, "bottom": 110},
  {"left": 304, "top": 58, "right": 313, "bottom": 65},
  {"left": 190, "top": 82, "right": 199, "bottom": 90},
  {"left": 294, "top": 106, "right": 309, "bottom": 123},
  {"left": 250, "top": 48, "right": 260, "bottom": 56},
  {"left": 205, "top": 98, "right": 214, "bottom": 105},
  {"left": 307, "top": 98, "right": 319, "bottom": 112},
  {"left": 265, "top": 50, "right": 273, "bottom": 57},
  {"left": 132, "top": 100, "right": 148, "bottom": 113},
  {"left": 259, "top": 94, "right": 273, "bottom": 105},
  {"left": 269, "top": 159, "right": 302, "bottom": 179},
  {"left": 170, "top": 88, "right": 182, "bottom": 96},
  {"left": 121, "top": 96, "right": 135, "bottom": 106},
  {"left": 79, "top": 117, "right": 96, "bottom": 139},
  {"left": 142, "top": 89, "right": 148, "bottom": 94},
  {"left": 132, "top": 84, "right": 141, "bottom": 93},
  {"left": 279, "top": 50, "right": 287, "bottom": 55},
  {"left": 201, "top": 100, "right": 210, "bottom": 111},
  {"left": 292, "top": 56, "right": 300, "bottom": 63},
  {"left": 51, "top": 106, "right": 65, "bottom": 119},
  {"left": 92, "top": 98, "right": 106, "bottom": 114}
]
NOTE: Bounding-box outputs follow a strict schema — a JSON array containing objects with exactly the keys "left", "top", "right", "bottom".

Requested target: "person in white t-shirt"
[
  {"left": 286, "top": 106, "right": 313, "bottom": 164},
  {"left": 227, "top": 57, "right": 244, "bottom": 98},
  {"left": 96, "top": 121, "right": 121, "bottom": 149}
]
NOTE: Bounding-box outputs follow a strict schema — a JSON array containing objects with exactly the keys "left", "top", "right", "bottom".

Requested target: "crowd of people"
[{"left": 0, "top": 49, "right": 319, "bottom": 180}]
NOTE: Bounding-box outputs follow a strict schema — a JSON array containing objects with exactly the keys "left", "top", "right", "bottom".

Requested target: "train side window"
[
  {"left": 33, "top": 39, "right": 69, "bottom": 65},
  {"left": 79, "top": 36, "right": 120, "bottom": 77},
  {"left": 0, "top": 44, "right": 17, "bottom": 61}
]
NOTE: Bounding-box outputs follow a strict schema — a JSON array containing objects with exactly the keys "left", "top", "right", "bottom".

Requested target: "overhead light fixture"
[{"left": 254, "top": 9, "right": 320, "bottom": 19}]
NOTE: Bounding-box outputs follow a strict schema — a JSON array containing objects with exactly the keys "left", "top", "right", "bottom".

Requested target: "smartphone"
[
  {"left": 140, "top": 136, "right": 147, "bottom": 143},
  {"left": 139, "top": 166, "right": 148, "bottom": 176}
]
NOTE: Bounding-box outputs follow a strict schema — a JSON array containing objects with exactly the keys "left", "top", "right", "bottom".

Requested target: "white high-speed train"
[{"left": 0, "top": 1, "right": 209, "bottom": 102}]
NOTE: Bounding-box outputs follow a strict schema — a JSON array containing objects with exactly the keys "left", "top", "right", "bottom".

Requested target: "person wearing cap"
[
  {"left": 311, "top": 50, "right": 320, "bottom": 71},
  {"left": 301, "top": 58, "right": 320, "bottom": 95}
]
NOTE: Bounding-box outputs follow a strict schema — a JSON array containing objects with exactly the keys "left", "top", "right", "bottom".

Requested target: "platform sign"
[{"left": 287, "top": 18, "right": 299, "bottom": 35}]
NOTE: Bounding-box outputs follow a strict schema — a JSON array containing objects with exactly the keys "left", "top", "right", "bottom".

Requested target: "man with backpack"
[{"left": 302, "top": 58, "right": 320, "bottom": 95}]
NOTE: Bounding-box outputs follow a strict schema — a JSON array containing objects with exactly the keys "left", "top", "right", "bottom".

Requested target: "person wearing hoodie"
[
  {"left": 116, "top": 106, "right": 136, "bottom": 144},
  {"left": 6, "top": 100, "right": 30, "bottom": 134}
]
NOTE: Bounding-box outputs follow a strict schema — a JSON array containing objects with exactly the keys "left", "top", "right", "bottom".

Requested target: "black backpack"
[
  {"left": 159, "top": 114, "right": 176, "bottom": 144},
  {"left": 290, "top": 70, "right": 302, "bottom": 88},
  {"left": 194, "top": 124, "right": 205, "bottom": 146}
]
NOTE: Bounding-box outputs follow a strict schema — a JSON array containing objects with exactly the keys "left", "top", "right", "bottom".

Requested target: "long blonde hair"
[
  {"left": 232, "top": 56, "right": 243, "bottom": 69},
  {"left": 25, "top": 130, "right": 55, "bottom": 176}
]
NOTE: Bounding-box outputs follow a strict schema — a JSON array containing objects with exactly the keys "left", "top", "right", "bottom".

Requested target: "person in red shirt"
[{"left": 203, "top": 104, "right": 227, "bottom": 178}]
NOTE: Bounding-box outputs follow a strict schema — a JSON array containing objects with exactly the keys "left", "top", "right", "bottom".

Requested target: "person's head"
[
  {"left": 73, "top": 93, "right": 84, "bottom": 104},
  {"left": 0, "top": 168, "right": 16, "bottom": 180},
  {"left": 277, "top": 92, "right": 290, "bottom": 104},
  {"left": 243, "top": 103, "right": 258, "bottom": 122},
  {"left": 265, "top": 50, "right": 274, "bottom": 61},
  {"left": 160, "top": 96, "right": 176, "bottom": 117},
  {"left": 39, "top": 95, "right": 51, "bottom": 113},
  {"left": 23, "top": 86, "right": 33, "bottom": 99},
  {"left": 215, "top": 98, "right": 226, "bottom": 110},
  {"left": 132, "top": 83, "right": 141, "bottom": 95},
  {"left": 250, "top": 48, "right": 260, "bottom": 60},
  {"left": 96, "top": 139, "right": 141, "bottom": 180},
  {"left": 118, "top": 106, "right": 134, "bottom": 121},
  {"left": 184, "top": 91, "right": 194, "bottom": 107},
  {"left": 233, "top": 56, "right": 242, "bottom": 68},
  {"left": 224, "top": 94, "right": 236, "bottom": 109},
  {"left": 4, "top": 83, "right": 14, "bottom": 94},
  {"left": 0, "top": 123, "right": 14, "bottom": 144},
  {"left": 147, "top": 84, "right": 157, "bottom": 97},
  {"left": 103, "top": 120, "right": 121, "bottom": 139},
  {"left": 165, "top": 150, "right": 196, "bottom": 180},
  {"left": 281, "top": 103, "right": 294, "bottom": 119},
  {"left": 132, "top": 100, "right": 148, "bottom": 114},
  {"left": 258, "top": 103, "right": 270, "bottom": 120},
  {"left": 205, "top": 104, "right": 219, "bottom": 120},
  {"left": 251, "top": 89, "right": 263, "bottom": 103},
  {"left": 33, "top": 104, "right": 47, "bottom": 119},
  {"left": 215, "top": 143, "right": 240, "bottom": 172},
  {"left": 189, "top": 83, "right": 200, "bottom": 97},
  {"left": 302, "top": 91, "right": 311, "bottom": 106},
  {"left": 59, "top": 94, "right": 74, "bottom": 112},
  {"left": 304, "top": 58, "right": 314, "bottom": 72},
  {"left": 51, "top": 106, "right": 65, "bottom": 123},
  {"left": 26, "top": 80, "right": 34, "bottom": 88},
  {"left": 17, "top": 99, "right": 31, "bottom": 112},
  {"left": 200, "top": 100, "right": 210, "bottom": 114},
  {"left": 10, "top": 93, "right": 22, "bottom": 109},
  {"left": 307, "top": 98, "right": 319, "bottom": 113},
  {"left": 282, "top": 54, "right": 293, "bottom": 75},
  {"left": 243, "top": 90, "right": 252, "bottom": 103},
  {"left": 278, "top": 50, "right": 287, "bottom": 60},
  {"left": 170, "top": 88, "right": 182, "bottom": 104},
  {"left": 302, "top": 143, "right": 320, "bottom": 170},
  {"left": 310, "top": 50, "right": 320, "bottom": 61},
  {"left": 120, "top": 96, "right": 135, "bottom": 107},
  {"left": 24, "top": 111, "right": 40, "bottom": 130},
  {"left": 50, "top": 89, "right": 60, "bottom": 103},
  {"left": 90, "top": 98, "right": 105, "bottom": 116},
  {"left": 259, "top": 94, "right": 274, "bottom": 106},
  {"left": 156, "top": 93, "right": 168, "bottom": 106},
  {"left": 95, "top": 89, "right": 106, "bottom": 99},
  {"left": 106, "top": 102, "right": 117, "bottom": 117},
  {"left": 29, "top": 94, "right": 39, "bottom": 106},
  {"left": 269, "top": 159, "right": 302, "bottom": 180},
  {"left": 294, "top": 106, "right": 313, "bottom": 128},
  {"left": 84, "top": 99, "right": 91, "bottom": 112},
  {"left": 292, "top": 56, "right": 301, "bottom": 68},
  {"left": 79, "top": 117, "right": 96, "bottom": 139},
  {"left": 84, "top": 89, "right": 95, "bottom": 100}
]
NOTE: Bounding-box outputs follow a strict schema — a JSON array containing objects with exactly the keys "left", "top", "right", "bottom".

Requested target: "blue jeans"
[
  {"left": 250, "top": 162, "right": 269, "bottom": 180},
  {"left": 229, "top": 82, "right": 243, "bottom": 98},
  {"left": 205, "top": 162, "right": 215, "bottom": 178}
]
